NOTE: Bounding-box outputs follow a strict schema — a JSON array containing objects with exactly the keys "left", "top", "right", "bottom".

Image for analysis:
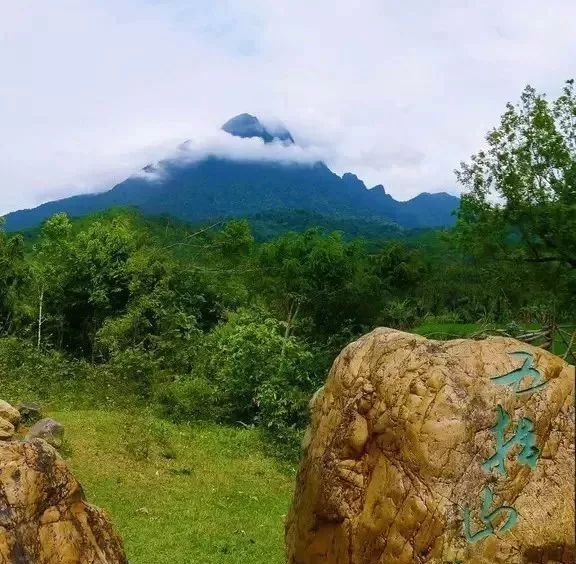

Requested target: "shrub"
[
  {"left": 105, "top": 346, "right": 161, "bottom": 398},
  {"left": 158, "top": 308, "right": 321, "bottom": 456},
  {"left": 200, "top": 309, "right": 318, "bottom": 424},
  {"left": 156, "top": 376, "right": 222, "bottom": 423},
  {"left": 380, "top": 299, "right": 420, "bottom": 329},
  {"left": 0, "top": 337, "right": 142, "bottom": 409},
  {"left": 121, "top": 412, "right": 177, "bottom": 461}
]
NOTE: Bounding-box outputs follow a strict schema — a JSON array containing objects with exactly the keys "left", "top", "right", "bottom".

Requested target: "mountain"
[
  {"left": 221, "top": 113, "right": 295, "bottom": 144},
  {"left": 3, "top": 115, "right": 459, "bottom": 232}
]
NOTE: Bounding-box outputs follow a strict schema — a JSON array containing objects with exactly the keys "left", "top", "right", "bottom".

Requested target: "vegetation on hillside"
[
  {"left": 0, "top": 80, "right": 574, "bottom": 458},
  {"left": 0, "top": 77, "right": 574, "bottom": 564}
]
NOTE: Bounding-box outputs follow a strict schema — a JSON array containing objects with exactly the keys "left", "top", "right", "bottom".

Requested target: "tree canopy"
[{"left": 456, "top": 80, "right": 576, "bottom": 270}]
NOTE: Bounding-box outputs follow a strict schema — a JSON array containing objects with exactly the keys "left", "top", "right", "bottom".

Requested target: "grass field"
[
  {"left": 412, "top": 322, "right": 575, "bottom": 363},
  {"left": 411, "top": 322, "right": 490, "bottom": 339},
  {"left": 51, "top": 410, "right": 296, "bottom": 564}
]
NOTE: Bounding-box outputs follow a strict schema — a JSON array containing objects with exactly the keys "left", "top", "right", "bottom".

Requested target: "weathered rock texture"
[
  {"left": 26, "top": 418, "right": 65, "bottom": 448},
  {"left": 286, "top": 328, "right": 575, "bottom": 564},
  {"left": 0, "top": 402, "right": 20, "bottom": 428},
  {"left": 0, "top": 420, "right": 14, "bottom": 442},
  {"left": 0, "top": 401, "right": 127, "bottom": 564}
]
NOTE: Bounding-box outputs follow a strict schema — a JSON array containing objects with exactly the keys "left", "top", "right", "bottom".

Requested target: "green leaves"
[
  {"left": 25, "top": 212, "right": 223, "bottom": 359},
  {"left": 194, "top": 309, "right": 317, "bottom": 429},
  {"left": 456, "top": 80, "right": 575, "bottom": 271},
  {"left": 452, "top": 80, "right": 576, "bottom": 324},
  {"left": 215, "top": 219, "right": 255, "bottom": 260},
  {"left": 0, "top": 224, "right": 28, "bottom": 333},
  {"left": 257, "top": 229, "right": 382, "bottom": 338}
]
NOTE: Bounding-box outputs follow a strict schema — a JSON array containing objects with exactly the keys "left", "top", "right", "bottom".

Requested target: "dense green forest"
[{"left": 1, "top": 81, "right": 575, "bottom": 461}]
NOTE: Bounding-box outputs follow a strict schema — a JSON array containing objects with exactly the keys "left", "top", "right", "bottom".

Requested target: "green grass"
[
  {"left": 551, "top": 325, "right": 576, "bottom": 363},
  {"left": 412, "top": 322, "right": 575, "bottom": 363},
  {"left": 50, "top": 410, "right": 296, "bottom": 564},
  {"left": 411, "top": 322, "right": 490, "bottom": 339}
]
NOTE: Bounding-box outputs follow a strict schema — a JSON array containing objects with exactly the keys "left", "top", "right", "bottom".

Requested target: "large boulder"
[
  {"left": 286, "top": 328, "right": 575, "bottom": 564},
  {"left": 0, "top": 402, "right": 127, "bottom": 563}
]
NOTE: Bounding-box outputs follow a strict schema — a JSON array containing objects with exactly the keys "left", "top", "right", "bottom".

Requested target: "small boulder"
[
  {"left": 0, "top": 400, "right": 20, "bottom": 427},
  {"left": 0, "top": 438, "right": 127, "bottom": 563},
  {"left": 16, "top": 401, "right": 43, "bottom": 424},
  {"left": 26, "top": 417, "right": 64, "bottom": 448},
  {"left": 0, "top": 417, "right": 15, "bottom": 441}
]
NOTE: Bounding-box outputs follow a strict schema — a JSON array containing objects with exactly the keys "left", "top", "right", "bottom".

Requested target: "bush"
[
  {"left": 122, "top": 410, "right": 176, "bottom": 461},
  {"left": 0, "top": 337, "right": 142, "bottom": 409},
  {"left": 201, "top": 309, "right": 318, "bottom": 424},
  {"left": 380, "top": 299, "right": 420, "bottom": 329},
  {"left": 121, "top": 412, "right": 177, "bottom": 462},
  {"left": 421, "top": 311, "right": 463, "bottom": 325},
  {"left": 105, "top": 347, "right": 161, "bottom": 398},
  {"left": 256, "top": 377, "right": 311, "bottom": 456},
  {"left": 156, "top": 376, "right": 221, "bottom": 423},
  {"left": 158, "top": 308, "right": 321, "bottom": 456}
]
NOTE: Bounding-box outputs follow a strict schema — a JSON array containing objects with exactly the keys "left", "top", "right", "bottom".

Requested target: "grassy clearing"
[
  {"left": 411, "top": 322, "right": 490, "bottom": 339},
  {"left": 51, "top": 410, "right": 296, "bottom": 564},
  {"left": 412, "top": 322, "right": 575, "bottom": 363}
]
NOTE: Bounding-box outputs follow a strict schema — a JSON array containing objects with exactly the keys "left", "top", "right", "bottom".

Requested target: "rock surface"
[
  {"left": 0, "top": 401, "right": 20, "bottom": 427},
  {"left": 26, "top": 417, "right": 65, "bottom": 448},
  {"left": 286, "top": 328, "right": 575, "bottom": 564},
  {"left": 0, "top": 400, "right": 127, "bottom": 564},
  {"left": 0, "top": 419, "right": 14, "bottom": 441},
  {"left": 16, "top": 402, "right": 42, "bottom": 424}
]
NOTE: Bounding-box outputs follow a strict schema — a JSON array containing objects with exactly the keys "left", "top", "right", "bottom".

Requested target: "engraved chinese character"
[
  {"left": 463, "top": 486, "right": 518, "bottom": 544},
  {"left": 491, "top": 351, "right": 547, "bottom": 394},
  {"left": 481, "top": 405, "right": 539, "bottom": 476}
]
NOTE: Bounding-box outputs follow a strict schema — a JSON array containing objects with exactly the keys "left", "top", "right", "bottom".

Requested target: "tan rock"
[
  {"left": 286, "top": 328, "right": 575, "bottom": 564},
  {"left": 0, "top": 419, "right": 14, "bottom": 441},
  {"left": 0, "top": 438, "right": 127, "bottom": 563},
  {"left": 0, "top": 400, "right": 20, "bottom": 427}
]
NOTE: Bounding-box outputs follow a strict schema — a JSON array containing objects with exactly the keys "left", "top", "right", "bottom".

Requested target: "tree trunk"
[
  {"left": 37, "top": 286, "right": 44, "bottom": 349},
  {"left": 278, "top": 299, "right": 301, "bottom": 374}
]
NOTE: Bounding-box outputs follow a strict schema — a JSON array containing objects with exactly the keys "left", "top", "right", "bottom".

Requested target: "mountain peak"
[
  {"left": 221, "top": 113, "right": 294, "bottom": 144},
  {"left": 370, "top": 184, "right": 386, "bottom": 194},
  {"left": 341, "top": 172, "right": 367, "bottom": 190}
]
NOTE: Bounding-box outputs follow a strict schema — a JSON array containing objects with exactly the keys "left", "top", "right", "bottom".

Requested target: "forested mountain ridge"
[{"left": 3, "top": 115, "right": 459, "bottom": 231}]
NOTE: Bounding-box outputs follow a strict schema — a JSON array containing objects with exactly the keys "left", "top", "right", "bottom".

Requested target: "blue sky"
[{"left": 1, "top": 0, "right": 575, "bottom": 214}]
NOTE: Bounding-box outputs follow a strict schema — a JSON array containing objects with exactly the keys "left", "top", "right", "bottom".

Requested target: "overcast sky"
[{"left": 1, "top": 0, "right": 575, "bottom": 214}]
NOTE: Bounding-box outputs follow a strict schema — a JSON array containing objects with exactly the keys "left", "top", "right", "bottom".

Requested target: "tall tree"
[
  {"left": 456, "top": 80, "right": 575, "bottom": 269},
  {"left": 32, "top": 213, "right": 73, "bottom": 348},
  {"left": 0, "top": 220, "right": 28, "bottom": 334},
  {"left": 30, "top": 213, "right": 138, "bottom": 355},
  {"left": 257, "top": 229, "right": 382, "bottom": 339}
]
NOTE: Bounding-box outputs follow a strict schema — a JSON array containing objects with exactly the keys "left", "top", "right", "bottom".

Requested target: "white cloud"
[
  {"left": 175, "top": 133, "right": 328, "bottom": 165},
  {"left": 1, "top": 0, "right": 575, "bottom": 214}
]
